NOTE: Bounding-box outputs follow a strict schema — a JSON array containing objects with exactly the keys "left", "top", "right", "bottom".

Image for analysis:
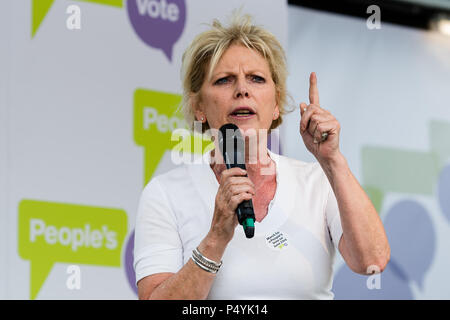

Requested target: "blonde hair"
[{"left": 180, "top": 12, "right": 293, "bottom": 132}]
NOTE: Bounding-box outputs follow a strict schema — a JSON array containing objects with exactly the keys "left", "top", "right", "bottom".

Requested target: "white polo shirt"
[{"left": 134, "top": 150, "right": 343, "bottom": 299}]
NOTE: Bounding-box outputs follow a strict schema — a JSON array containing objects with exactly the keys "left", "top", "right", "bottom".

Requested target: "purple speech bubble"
[
  {"left": 437, "top": 164, "right": 450, "bottom": 223},
  {"left": 124, "top": 229, "right": 137, "bottom": 295},
  {"left": 127, "top": 0, "right": 186, "bottom": 61}
]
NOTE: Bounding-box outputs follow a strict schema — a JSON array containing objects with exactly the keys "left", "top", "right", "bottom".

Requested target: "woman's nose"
[{"left": 234, "top": 79, "right": 249, "bottom": 98}]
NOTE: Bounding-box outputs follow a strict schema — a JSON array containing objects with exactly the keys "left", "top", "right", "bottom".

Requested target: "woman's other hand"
[{"left": 299, "top": 72, "right": 342, "bottom": 165}]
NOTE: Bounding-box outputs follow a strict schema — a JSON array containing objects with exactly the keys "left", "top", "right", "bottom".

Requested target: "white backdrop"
[
  {"left": 0, "top": 0, "right": 287, "bottom": 299},
  {"left": 2, "top": 0, "right": 450, "bottom": 300},
  {"left": 0, "top": 0, "right": 10, "bottom": 301},
  {"left": 284, "top": 6, "right": 450, "bottom": 299}
]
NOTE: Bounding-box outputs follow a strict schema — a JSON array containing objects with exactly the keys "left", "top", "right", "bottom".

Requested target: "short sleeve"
[
  {"left": 325, "top": 182, "right": 343, "bottom": 253},
  {"left": 133, "top": 178, "right": 183, "bottom": 284}
]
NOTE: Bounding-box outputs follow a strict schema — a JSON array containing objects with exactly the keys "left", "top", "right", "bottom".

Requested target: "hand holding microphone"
[
  {"left": 210, "top": 166, "right": 255, "bottom": 243},
  {"left": 208, "top": 123, "right": 256, "bottom": 244},
  {"left": 218, "top": 123, "right": 256, "bottom": 239}
]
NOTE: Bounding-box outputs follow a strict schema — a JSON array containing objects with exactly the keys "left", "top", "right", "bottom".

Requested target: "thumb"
[
  {"left": 300, "top": 102, "right": 308, "bottom": 117},
  {"left": 299, "top": 102, "right": 308, "bottom": 133}
]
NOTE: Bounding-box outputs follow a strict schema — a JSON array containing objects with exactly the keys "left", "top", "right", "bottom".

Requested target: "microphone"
[{"left": 218, "top": 123, "right": 255, "bottom": 238}]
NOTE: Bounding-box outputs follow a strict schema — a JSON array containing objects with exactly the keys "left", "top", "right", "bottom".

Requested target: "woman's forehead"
[{"left": 213, "top": 44, "right": 270, "bottom": 74}]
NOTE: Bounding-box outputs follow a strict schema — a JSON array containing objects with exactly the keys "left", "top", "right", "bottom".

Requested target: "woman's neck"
[{"left": 210, "top": 147, "right": 276, "bottom": 180}]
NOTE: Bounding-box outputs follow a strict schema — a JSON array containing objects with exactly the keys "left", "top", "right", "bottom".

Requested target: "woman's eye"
[
  {"left": 251, "top": 75, "right": 265, "bottom": 83},
  {"left": 214, "top": 77, "right": 229, "bottom": 85}
]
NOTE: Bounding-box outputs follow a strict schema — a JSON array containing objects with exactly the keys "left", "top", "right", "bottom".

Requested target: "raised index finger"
[{"left": 309, "top": 72, "right": 320, "bottom": 106}]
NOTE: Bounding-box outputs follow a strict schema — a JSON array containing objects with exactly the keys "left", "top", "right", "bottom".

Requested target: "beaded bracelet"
[{"left": 191, "top": 247, "right": 222, "bottom": 274}]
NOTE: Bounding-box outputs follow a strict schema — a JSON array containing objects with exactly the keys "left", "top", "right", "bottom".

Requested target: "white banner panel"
[
  {"left": 3, "top": 0, "right": 287, "bottom": 299},
  {"left": 285, "top": 6, "right": 450, "bottom": 299}
]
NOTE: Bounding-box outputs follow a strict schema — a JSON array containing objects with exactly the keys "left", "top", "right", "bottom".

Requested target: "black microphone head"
[
  {"left": 219, "top": 123, "right": 239, "bottom": 137},
  {"left": 218, "top": 123, "right": 245, "bottom": 169}
]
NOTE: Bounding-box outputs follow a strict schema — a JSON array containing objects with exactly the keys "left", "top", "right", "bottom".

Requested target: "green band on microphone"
[{"left": 243, "top": 218, "right": 255, "bottom": 238}]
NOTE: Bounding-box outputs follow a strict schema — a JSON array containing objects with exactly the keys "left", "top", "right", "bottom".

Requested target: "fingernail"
[{"left": 313, "top": 138, "right": 318, "bottom": 144}]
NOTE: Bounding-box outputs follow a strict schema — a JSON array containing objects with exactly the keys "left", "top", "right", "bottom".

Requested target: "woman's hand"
[
  {"left": 209, "top": 167, "right": 255, "bottom": 244},
  {"left": 299, "top": 72, "right": 341, "bottom": 164}
]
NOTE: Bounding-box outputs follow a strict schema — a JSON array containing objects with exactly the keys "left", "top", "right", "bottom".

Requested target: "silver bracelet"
[{"left": 191, "top": 247, "right": 222, "bottom": 274}]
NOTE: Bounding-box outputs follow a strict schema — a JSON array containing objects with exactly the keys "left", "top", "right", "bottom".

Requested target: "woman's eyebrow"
[
  {"left": 245, "top": 69, "right": 267, "bottom": 75},
  {"left": 212, "top": 71, "right": 232, "bottom": 77},
  {"left": 212, "top": 69, "right": 267, "bottom": 77}
]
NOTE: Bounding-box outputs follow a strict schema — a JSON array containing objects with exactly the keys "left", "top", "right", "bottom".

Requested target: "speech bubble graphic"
[
  {"left": 18, "top": 199, "right": 127, "bottom": 300},
  {"left": 429, "top": 120, "right": 450, "bottom": 170},
  {"left": 32, "top": 0, "right": 123, "bottom": 38},
  {"left": 384, "top": 200, "right": 436, "bottom": 290},
  {"left": 134, "top": 88, "right": 213, "bottom": 186},
  {"left": 126, "top": 0, "right": 186, "bottom": 61},
  {"left": 360, "top": 145, "right": 440, "bottom": 215},
  {"left": 124, "top": 229, "right": 137, "bottom": 294},
  {"left": 333, "top": 200, "right": 436, "bottom": 299},
  {"left": 362, "top": 146, "right": 440, "bottom": 196},
  {"left": 437, "top": 164, "right": 450, "bottom": 223},
  {"left": 333, "top": 257, "right": 413, "bottom": 299},
  {"left": 32, "top": 0, "right": 55, "bottom": 38},
  {"left": 361, "top": 120, "right": 450, "bottom": 211}
]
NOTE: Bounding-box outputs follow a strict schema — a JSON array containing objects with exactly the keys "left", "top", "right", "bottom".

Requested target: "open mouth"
[{"left": 229, "top": 107, "right": 256, "bottom": 118}]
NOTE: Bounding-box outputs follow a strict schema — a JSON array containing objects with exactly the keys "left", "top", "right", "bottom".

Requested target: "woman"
[{"left": 134, "top": 14, "right": 390, "bottom": 299}]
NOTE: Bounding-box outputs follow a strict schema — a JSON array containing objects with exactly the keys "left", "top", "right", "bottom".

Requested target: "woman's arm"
[
  {"left": 299, "top": 72, "right": 390, "bottom": 275},
  {"left": 320, "top": 153, "right": 390, "bottom": 275},
  {"left": 137, "top": 167, "right": 254, "bottom": 299},
  {"left": 138, "top": 234, "right": 227, "bottom": 300}
]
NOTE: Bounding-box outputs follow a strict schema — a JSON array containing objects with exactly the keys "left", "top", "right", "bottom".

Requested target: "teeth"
[{"left": 233, "top": 109, "right": 252, "bottom": 115}]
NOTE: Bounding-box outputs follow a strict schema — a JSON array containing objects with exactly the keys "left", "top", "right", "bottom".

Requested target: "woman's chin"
[{"left": 226, "top": 116, "right": 260, "bottom": 130}]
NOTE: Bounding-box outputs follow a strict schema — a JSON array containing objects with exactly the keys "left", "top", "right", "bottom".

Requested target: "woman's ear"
[
  {"left": 272, "top": 110, "right": 279, "bottom": 120},
  {"left": 191, "top": 93, "right": 206, "bottom": 122},
  {"left": 195, "top": 110, "right": 206, "bottom": 122},
  {"left": 273, "top": 91, "right": 280, "bottom": 120}
]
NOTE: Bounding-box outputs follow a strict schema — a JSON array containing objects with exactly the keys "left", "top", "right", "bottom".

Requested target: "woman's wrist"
[
  {"left": 318, "top": 152, "right": 348, "bottom": 180},
  {"left": 198, "top": 232, "right": 229, "bottom": 263}
]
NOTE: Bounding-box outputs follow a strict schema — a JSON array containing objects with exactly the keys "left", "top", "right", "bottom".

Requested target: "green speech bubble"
[
  {"left": 18, "top": 199, "right": 127, "bottom": 300},
  {"left": 133, "top": 88, "right": 213, "bottom": 186},
  {"left": 360, "top": 120, "right": 450, "bottom": 214},
  {"left": 429, "top": 120, "right": 450, "bottom": 169},
  {"left": 361, "top": 146, "right": 440, "bottom": 196}
]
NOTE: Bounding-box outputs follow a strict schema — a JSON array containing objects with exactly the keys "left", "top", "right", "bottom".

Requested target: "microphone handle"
[{"left": 225, "top": 159, "right": 255, "bottom": 238}]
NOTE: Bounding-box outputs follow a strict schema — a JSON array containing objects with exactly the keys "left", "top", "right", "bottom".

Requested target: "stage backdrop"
[
  {"left": 0, "top": 0, "right": 287, "bottom": 299},
  {"left": 2, "top": 0, "right": 450, "bottom": 300},
  {"left": 284, "top": 6, "right": 450, "bottom": 299}
]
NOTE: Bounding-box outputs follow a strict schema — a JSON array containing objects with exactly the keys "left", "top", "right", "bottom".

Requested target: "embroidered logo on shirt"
[{"left": 265, "top": 231, "right": 289, "bottom": 250}]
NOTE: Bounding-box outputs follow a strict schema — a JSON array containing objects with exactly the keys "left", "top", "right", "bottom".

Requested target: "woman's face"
[{"left": 195, "top": 44, "right": 279, "bottom": 134}]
